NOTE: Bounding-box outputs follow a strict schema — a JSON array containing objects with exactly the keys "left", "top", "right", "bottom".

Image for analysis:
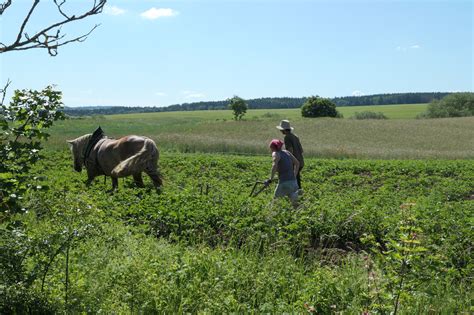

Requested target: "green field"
[
  {"left": 4, "top": 151, "right": 472, "bottom": 313},
  {"left": 47, "top": 104, "right": 474, "bottom": 159},
  {"left": 3, "top": 103, "right": 474, "bottom": 313},
  {"left": 105, "top": 103, "right": 428, "bottom": 120}
]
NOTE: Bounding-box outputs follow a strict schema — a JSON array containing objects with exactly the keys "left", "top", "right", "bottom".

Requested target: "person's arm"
[
  {"left": 284, "top": 136, "right": 294, "bottom": 154},
  {"left": 288, "top": 151, "right": 300, "bottom": 177},
  {"left": 297, "top": 137, "right": 303, "bottom": 154},
  {"left": 270, "top": 151, "right": 280, "bottom": 182}
]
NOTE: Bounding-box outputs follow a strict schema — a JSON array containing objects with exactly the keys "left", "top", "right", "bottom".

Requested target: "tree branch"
[
  {"left": 0, "top": 79, "right": 12, "bottom": 107},
  {"left": 16, "top": 0, "right": 40, "bottom": 45},
  {"left": 0, "top": 0, "right": 106, "bottom": 56},
  {"left": 0, "top": 0, "right": 12, "bottom": 15}
]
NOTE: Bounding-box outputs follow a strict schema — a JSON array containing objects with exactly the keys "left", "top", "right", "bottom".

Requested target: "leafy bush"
[
  {"left": 0, "top": 86, "right": 64, "bottom": 215},
  {"left": 418, "top": 92, "right": 474, "bottom": 118},
  {"left": 350, "top": 111, "right": 387, "bottom": 120},
  {"left": 301, "top": 96, "right": 342, "bottom": 118}
]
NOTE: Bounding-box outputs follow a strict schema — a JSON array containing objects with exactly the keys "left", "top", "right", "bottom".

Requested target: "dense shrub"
[
  {"left": 350, "top": 111, "right": 387, "bottom": 120},
  {"left": 418, "top": 92, "right": 474, "bottom": 118},
  {"left": 301, "top": 96, "right": 342, "bottom": 118}
]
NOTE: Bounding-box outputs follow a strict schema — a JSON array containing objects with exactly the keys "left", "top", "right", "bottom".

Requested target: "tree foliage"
[
  {"left": 228, "top": 95, "right": 248, "bottom": 120},
  {"left": 0, "top": 86, "right": 64, "bottom": 216},
  {"left": 418, "top": 92, "right": 474, "bottom": 118},
  {"left": 301, "top": 96, "right": 341, "bottom": 118}
]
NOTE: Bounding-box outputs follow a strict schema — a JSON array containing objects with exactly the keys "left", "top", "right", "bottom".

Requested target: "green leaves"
[
  {"left": 228, "top": 95, "right": 248, "bottom": 120},
  {"left": 1, "top": 86, "right": 65, "bottom": 215},
  {"left": 301, "top": 96, "right": 342, "bottom": 118}
]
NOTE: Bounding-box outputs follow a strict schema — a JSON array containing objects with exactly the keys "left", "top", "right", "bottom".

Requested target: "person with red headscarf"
[{"left": 265, "top": 139, "right": 300, "bottom": 207}]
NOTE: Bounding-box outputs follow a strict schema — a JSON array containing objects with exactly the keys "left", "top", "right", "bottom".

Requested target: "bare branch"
[
  {"left": 16, "top": 0, "right": 40, "bottom": 44},
  {"left": 53, "top": 0, "right": 70, "bottom": 19},
  {"left": 0, "top": 79, "right": 12, "bottom": 107},
  {"left": 0, "top": 0, "right": 106, "bottom": 56},
  {"left": 0, "top": 0, "right": 12, "bottom": 15}
]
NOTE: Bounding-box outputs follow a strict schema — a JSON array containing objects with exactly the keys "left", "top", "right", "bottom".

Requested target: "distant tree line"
[
  {"left": 332, "top": 92, "right": 451, "bottom": 106},
  {"left": 63, "top": 92, "right": 454, "bottom": 116}
]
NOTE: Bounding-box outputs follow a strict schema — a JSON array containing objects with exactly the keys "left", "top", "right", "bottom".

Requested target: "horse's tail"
[{"left": 111, "top": 138, "right": 158, "bottom": 178}]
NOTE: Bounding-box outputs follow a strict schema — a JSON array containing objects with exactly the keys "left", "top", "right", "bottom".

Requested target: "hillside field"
[{"left": 47, "top": 104, "right": 474, "bottom": 159}]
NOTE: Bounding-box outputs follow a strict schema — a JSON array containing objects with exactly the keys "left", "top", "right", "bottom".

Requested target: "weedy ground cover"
[{"left": 1, "top": 151, "right": 472, "bottom": 313}]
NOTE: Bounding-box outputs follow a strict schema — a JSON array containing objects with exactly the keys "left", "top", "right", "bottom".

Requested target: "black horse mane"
[{"left": 83, "top": 127, "right": 105, "bottom": 163}]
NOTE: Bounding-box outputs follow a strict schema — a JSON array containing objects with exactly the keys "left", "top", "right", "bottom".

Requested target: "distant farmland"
[{"left": 47, "top": 104, "right": 474, "bottom": 159}]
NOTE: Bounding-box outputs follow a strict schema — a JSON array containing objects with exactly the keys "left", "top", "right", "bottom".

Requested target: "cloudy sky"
[{"left": 1, "top": 0, "right": 472, "bottom": 107}]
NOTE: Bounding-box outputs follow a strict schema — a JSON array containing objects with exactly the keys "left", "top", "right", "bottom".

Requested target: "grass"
[
  {"left": 104, "top": 103, "right": 428, "bottom": 120},
  {"left": 47, "top": 105, "right": 473, "bottom": 159},
  {"left": 6, "top": 151, "right": 472, "bottom": 313}
]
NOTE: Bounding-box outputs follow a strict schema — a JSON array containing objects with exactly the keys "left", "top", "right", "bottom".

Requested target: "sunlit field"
[
  {"left": 103, "top": 103, "right": 428, "bottom": 120},
  {"left": 10, "top": 150, "right": 472, "bottom": 313},
  {"left": 47, "top": 105, "right": 473, "bottom": 159}
]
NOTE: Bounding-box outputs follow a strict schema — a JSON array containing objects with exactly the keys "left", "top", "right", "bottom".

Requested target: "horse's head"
[{"left": 67, "top": 134, "right": 91, "bottom": 172}]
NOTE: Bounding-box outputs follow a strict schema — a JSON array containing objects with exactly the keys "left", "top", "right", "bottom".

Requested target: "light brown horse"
[{"left": 67, "top": 133, "right": 162, "bottom": 190}]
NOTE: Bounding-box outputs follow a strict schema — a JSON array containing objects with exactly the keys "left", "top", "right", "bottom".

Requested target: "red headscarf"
[{"left": 269, "top": 139, "right": 283, "bottom": 151}]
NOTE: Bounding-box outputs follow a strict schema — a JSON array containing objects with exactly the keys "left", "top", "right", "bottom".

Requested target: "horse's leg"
[
  {"left": 145, "top": 166, "right": 162, "bottom": 190},
  {"left": 86, "top": 177, "right": 94, "bottom": 187},
  {"left": 112, "top": 177, "right": 119, "bottom": 191},
  {"left": 133, "top": 173, "right": 145, "bottom": 188}
]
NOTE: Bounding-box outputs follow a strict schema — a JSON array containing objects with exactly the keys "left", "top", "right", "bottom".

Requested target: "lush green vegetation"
[
  {"left": 47, "top": 107, "right": 473, "bottom": 159},
  {"left": 2, "top": 151, "right": 472, "bottom": 313},
  {"left": 228, "top": 95, "right": 248, "bottom": 120},
  {"left": 301, "top": 96, "right": 341, "bottom": 118},
  {"left": 418, "top": 92, "right": 474, "bottom": 118},
  {"left": 2, "top": 101, "right": 473, "bottom": 313}
]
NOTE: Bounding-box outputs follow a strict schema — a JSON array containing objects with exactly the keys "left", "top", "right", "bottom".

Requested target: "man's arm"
[
  {"left": 284, "top": 136, "right": 294, "bottom": 154},
  {"left": 288, "top": 151, "right": 300, "bottom": 177}
]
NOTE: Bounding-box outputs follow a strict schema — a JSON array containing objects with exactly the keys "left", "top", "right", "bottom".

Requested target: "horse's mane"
[{"left": 72, "top": 134, "right": 92, "bottom": 159}]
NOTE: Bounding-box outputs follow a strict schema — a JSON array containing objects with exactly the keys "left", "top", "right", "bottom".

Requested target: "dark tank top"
[{"left": 278, "top": 150, "right": 295, "bottom": 182}]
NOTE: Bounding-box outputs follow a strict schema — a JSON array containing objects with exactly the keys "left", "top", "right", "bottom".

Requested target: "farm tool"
[{"left": 249, "top": 179, "right": 272, "bottom": 197}]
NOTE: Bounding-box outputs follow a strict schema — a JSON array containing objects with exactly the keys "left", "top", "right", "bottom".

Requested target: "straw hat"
[{"left": 276, "top": 120, "right": 294, "bottom": 131}]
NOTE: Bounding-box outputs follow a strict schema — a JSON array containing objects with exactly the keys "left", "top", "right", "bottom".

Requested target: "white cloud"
[
  {"left": 181, "top": 90, "right": 205, "bottom": 99},
  {"left": 104, "top": 5, "right": 126, "bottom": 16},
  {"left": 352, "top": 90, "right": 364, "bottom": 97},
  {"left": 396, "top": 44, "right": 421, "bottom": 52},
  {"left": 140, "top": 8, "right": 178, "bottom": 20},
  {"left": 155, "top": 92, "right": 167, "bottom": 96},
  {"left": 186, "top": 93, "right": 206, "bottom": 99}
]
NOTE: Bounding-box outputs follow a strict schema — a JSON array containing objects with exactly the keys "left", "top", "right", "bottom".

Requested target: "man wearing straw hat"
[{"left": 276, "top": 120, "right": 304, "bottom": 191}]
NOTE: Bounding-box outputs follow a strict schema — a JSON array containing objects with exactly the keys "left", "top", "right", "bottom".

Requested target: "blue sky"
[{"left": 1, "top": 0, "right": 472, "bottom": 107}]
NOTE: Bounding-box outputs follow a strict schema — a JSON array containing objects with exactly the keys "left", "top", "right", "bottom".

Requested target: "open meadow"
[{"left": 48, "top": 105, "right": 473, "bottom": 159}]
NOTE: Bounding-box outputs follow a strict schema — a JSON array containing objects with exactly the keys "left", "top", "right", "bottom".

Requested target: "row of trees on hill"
[
  {"left": 332, "top": 92, "right": 451, "bottom": 106},
  {"left": 64, "top": 92, "right": 454, "bottom": 116}
]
